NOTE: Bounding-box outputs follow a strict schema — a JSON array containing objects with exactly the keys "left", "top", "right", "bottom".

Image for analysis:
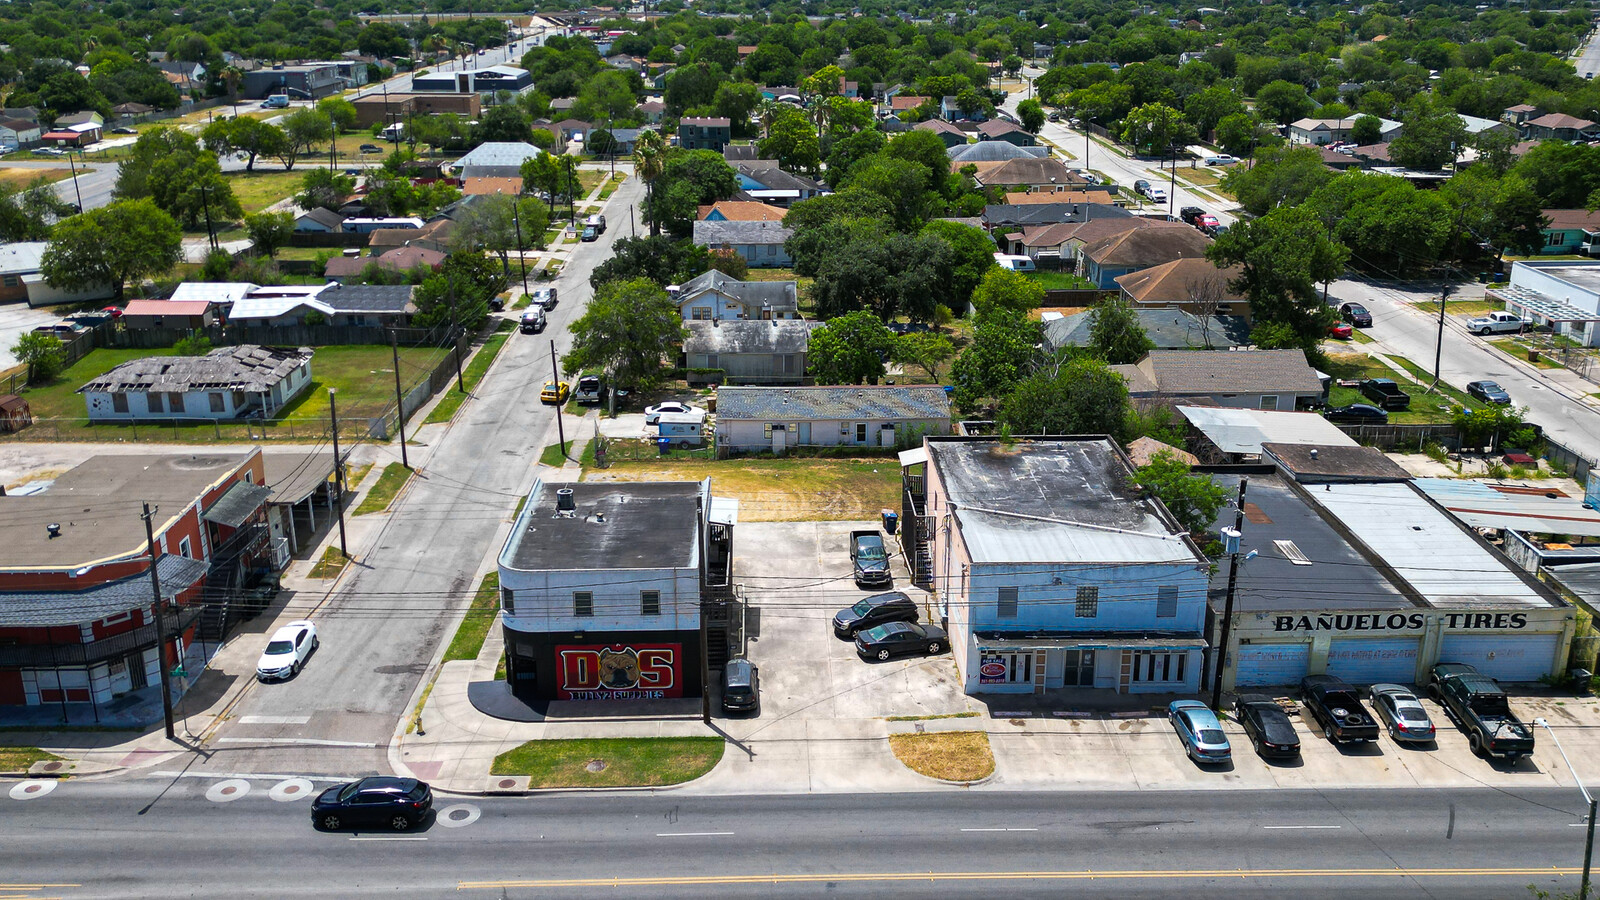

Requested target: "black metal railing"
[{"left": 0, "top": 607, "right": 201, "bottom": 668}]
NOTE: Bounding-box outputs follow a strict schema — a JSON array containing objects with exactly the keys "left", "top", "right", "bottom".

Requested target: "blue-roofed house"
[{"left": 713, "top": 385, "right": 951, "bottom": 453}]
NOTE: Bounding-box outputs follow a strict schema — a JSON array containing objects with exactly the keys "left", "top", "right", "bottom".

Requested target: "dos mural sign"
[{"left": 555, "top": 643, "right": 683, "bottom": 700}]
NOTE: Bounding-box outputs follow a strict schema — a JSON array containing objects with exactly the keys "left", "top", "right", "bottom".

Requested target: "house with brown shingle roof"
[
  {"left": 1001, "top": 189, "right": 1123, "bottom": 207},
  {"left": 889, "top": 95, "right": 929, "bottom": 117},
  {"left": 1537, "top": 209, "right": 1600, "bottom": 256},
  {"left": 968, "top": 156, "right": 1083, "bottom": 189},
  {"left": 1115, "top": 258, "right": 1250, "bottom": 322},
  {"left": 1525, "top": 112, "right": 1600, "bottom": 142},
  {"left": 1003, "top": 217, "right": 1149, "bottom": 266},
  {"left": 1111, "top": 349, "right": 1325, "bottom": 411},
  {"left": 367, "top": 218, "right": 453, "bottom": 254},
  {"left": 976, "top": 119, "right": 1036, "bottom": 147},
  {"left": 324, "top": 245, "right": 446, "bottom": 280},
  {"left": 915, "top": 118, "right": 968, "bottom": 148},
  {"left": 1079, "top": 223, "right": 1212, "bottom": 288}
]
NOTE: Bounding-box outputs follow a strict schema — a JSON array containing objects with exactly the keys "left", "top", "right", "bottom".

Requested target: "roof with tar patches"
[
  {"left": 926, "top": 438, "right": 1203, "bottom": 565},
  {"left": 1306, "top": 482, "right": 1558, "bottom": 608},
  {"left": 503, "top": 481, "right": 702, "bottom": 572},
  {"left": 1205, "top": 474, "right": 1409, "bottom": 612}
]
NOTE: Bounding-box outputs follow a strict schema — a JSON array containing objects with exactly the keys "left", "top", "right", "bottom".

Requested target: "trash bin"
[
  {"left": 1529, "top": 349, "right": 1541, "bottom": 363},
  {"left": 1574, "top": 669, "right": 1593, "bottom": 696},
  {"left": 882, "top": 509, "right": 899, "bottom": 535},
  {"left": 657, "top": 437, "right": 671, "bottom": 455}
]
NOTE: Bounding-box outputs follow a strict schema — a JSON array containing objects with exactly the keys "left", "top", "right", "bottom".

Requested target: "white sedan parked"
[
  {"left": 644, "top": 401, "right": 703, "bottom": 425},
  {"left": 256, "top": 620, "right": 319, "bottom": 681}
]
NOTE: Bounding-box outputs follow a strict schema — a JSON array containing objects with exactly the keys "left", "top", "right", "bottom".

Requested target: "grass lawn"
[
  {"left": 888, "top": 731, "right": 994, "bottom": 782},
  {"left": 0, "top": 746, "right": 61, "bottom": 772},
  {"left": 346, "top": 461, "right": 374, "bottom": 489},
  {"left": 273, "top": 344, "right": 443, "bottom": 420},
  {"left": 1323, "top": 352, "right": 1479, "bottom": 424},
  {"left": 0, "top": 167, "right": 72, "bottom": 189},
  {"left": 1411, "top": 298, "right": 1503, "bottom": 317},
  {"left": 490, "top": 737, "right": 724, "bottom": 787},
  {"left": 587, "top": 457, "right": 901, "bottom": 521},
  {"left": 226, "top": 170, "right": 304, "bottom": 213},
  {"left": 597, "top": 173, "right": 626, "bottom": 200},
  {"left": 1488, "top": 338, "right": 1565, "bottom": 370},
  {"left": 274, "top": 246, "right": 336, "bottom": 262},
  {"left": 1026, "top": 271, "right": 1098, "bottom": 290},
  {"left": 423, "top": 328, "right": 512, "bottom": 425},
  {"left": 353, "top": 462, "right": 413, "bottom": 515},
  {"left": 577, "top": 168, "right": 606, "bottom": 196},
  {"left": 442, "top": 573, "right": 499, "bottom": 663},
  {"left": 11, "top": 346, "right": 181, "bottom": 420},
  {"left": 307, "top": 545, "right": 351, "bottom": 579},
  {"left": 540, "top": 441, "right": 579, "bottom": 467}
]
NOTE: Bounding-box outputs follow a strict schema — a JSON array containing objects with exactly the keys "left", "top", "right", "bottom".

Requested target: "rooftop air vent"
[
  {"left": 1309, "top": 448, "right": 1319, "bottom": 459},
  {"left": 46, "top": 523, "right": 61, "bottom": 538},
  {"left": 555, "top": 488, "right": 576, "bottom": 518}
]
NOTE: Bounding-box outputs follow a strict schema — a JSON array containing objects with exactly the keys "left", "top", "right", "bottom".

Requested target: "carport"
[{"left": 264, "top": 451, "right": 343, "bottom": 557}]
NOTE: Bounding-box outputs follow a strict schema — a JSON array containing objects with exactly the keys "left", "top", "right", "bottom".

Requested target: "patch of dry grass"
[
  {"left": 888, "top": 731, "right": 994, "bottom": 782},
  {"left": 0, "top": 167, "right": 72, "bottom": 188},
  {"left": 587, "top": 457, "right": 901, "bottom": 521},
  {"left": 491, "top": 737, "right": 724, "bottom": 787}
]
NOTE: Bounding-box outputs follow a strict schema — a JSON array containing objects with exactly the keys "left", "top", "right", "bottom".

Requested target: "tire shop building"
[
  {"left": 496, "top": 479, "right": 736, "bottom": 704},
  {"left": 1212, "top": 445, "right": 1575, "bottom": 692}
]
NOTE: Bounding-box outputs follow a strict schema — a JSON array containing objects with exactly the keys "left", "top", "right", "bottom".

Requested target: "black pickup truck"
[
  {"left": 1359, "top": 378, "right": 1412, "bottom": 411},
  {"left": 850, "top": 529, "right": 892, "bottom": 587},
  {"left": 1300, "top": 674, "right": 1381, "bottom": 744},
  {"left": 1429, "top": 663, "right": 1535, "bottom": 761}
]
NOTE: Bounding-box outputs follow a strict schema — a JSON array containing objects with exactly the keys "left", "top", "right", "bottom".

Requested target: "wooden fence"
[
  {"left": 109, "top": 323, "right": 434, "bottom": 349},
  {"left": 1335, "top": 423, "right": 1460, "bottom": 451}
]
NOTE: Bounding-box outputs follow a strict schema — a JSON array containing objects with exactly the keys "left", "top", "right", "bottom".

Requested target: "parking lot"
[{"left": 0, "top": 300, "right": 62, "bottom": 371}]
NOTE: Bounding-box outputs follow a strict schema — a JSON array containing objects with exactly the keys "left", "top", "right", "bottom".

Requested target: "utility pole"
[
  {"left": 549, "top": 338, "right": 566, "bottom": 455},
  {"left": 510, "top": 196, "right": 530, "bottom": 300},
  {"left": 328, "top": 389, "right": 348, "bottom": 559},
  {"left": 390, "top": 331, "right": 410, "bottom": 468},
  {"left": 141, "top": 502, "right": 177, "bottom": 741},
  {"left": 1210, "top": 478, "right": 1248, "bottom": 711},
  {"left": 1167, "top": 144, "right": 1177, "bottom": 221},
  {"left": 66, "top": 149, "right": 84, "bottom": 212},
  {"left": 200, "top": 184, "right": 217, "bottom": 252},
  {"left": 1432, "top": 282, "right": 1455, "bottom": 392}
]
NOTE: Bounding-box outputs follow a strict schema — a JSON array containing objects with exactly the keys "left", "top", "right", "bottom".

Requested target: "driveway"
[{"left": 0, "top": 301, "right": 62, "bottom": 372}]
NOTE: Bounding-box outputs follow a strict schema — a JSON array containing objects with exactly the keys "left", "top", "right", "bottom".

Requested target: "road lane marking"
[
  {"left": 237, "top": 715, "right": 311, "bottom": 724},
  {"left": 655, "top": 832, "right": 735, "bottom": 837},
  {"left": 350, "top": 836, "right": 428, "bottom": 841},
  {"left": 8, "top": 781, "right": 56, "bottom": 800},
  {"left": 205, "top": 779, "right": 251, "bottom": 803},
  {"left": 960, "top": 828, "right": 1038, "bottom": 832},
  {"left": 1262, "top": 825, "right": 1342, "bottom": 830},
  {"left": 459, "top": 866, "right": 1582, "bottom": 890},
  {"left": 216, "top": 738, "right": 377, "bottom": 748},
  {"left": 269, "top": 778, "right": 315, "bottom": 802}
]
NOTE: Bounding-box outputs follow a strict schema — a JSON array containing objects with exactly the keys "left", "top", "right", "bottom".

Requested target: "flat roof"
[
  {"left": 503, "top": 481, "right": 702, "bottom": 572},
  {"left": 1308, "top": 483, "right": 1557, "bottom": 608},
  {"left": 926, "top": 438, "right": 1203, "bottom": 565},
  {"left": 1208, "top": 474, "right": 1410, "bottom": 612},
  {"left": 1517, "top": 261, "right": 1600, "bottom": 297},
  {"left": 0, "top": 452, "right": 254, "bottom": 569},
  {"left": 1178, "top": 406, "right": 1355, "bottom": 456}
]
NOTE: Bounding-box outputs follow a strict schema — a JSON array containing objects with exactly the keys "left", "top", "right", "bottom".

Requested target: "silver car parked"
[{"left": 1368, "top": 683, "right": 1437, "bottom": 744}]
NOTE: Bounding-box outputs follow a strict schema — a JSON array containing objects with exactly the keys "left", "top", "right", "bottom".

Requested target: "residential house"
[
  {"left": 367, "top": 217, "right": 453, "bottom": 254},
  {"left": 1041, "top": 307, "right": 1250, "bottom": 353},
  {"left": 1289, "top": 116, "right": 1402, "bottom": 145},
  {"left": 0, "top": 451, "right": 275, "bottom": 712},
  {"left": 1534, "top": 209, "right": 1600, "bottom": 256},
  {"left": 0, "top": 117, "right": 41, "bottom": 149},
  {"left": 119, "top": 299, "right": 218, "bottom": 330},
  {"left": 462, "top": 175, "right": 524, "bottom": 196},
  {"left": 80, "top": 346, "right": 314, "bottom": 421},
  {"left": 838, "top": 77, "right": 859, "bottom": 99},
  {"left": 682, "top": 319, "right": 813, "bottom": 384},
  {"left": 976, "top": 120, "right": 1037, "bottom": 147},
  {"left": 1079, "top": 223, "right": 1212, "bottom": 289},
  {"left": 692, "top": 219, "right": 794, "bottom": 267},
  {"left": 228, "top": 283, "right": 416, "bottom": 328},
  {"left": 899, "top": 437, "right": 1211, "bottom": 695},
  {"left": 679, "top": 116, "right": 731, "bottom": 152},
  {"left": 1525, "top": 113, "right": 1600, "bottom": 142},
  {"left": 723, "top": 145, "right": 761, "bottom": 163},
  {"left": 155, "top": 60, "right": 206, "bottom": 96},
  {"left": 948, "top": 141, "right": 1050, "bottom": 166},
  {"left": 1111, "top": 349, "right": 1326, "bottom": 411},
  {"left": 549, "top": 118, "right": 594, "bottom": 142},
  {"left": 671, "top": 269, "right": 798, "bottom": 320},
  {"left": 1459, "top": 113, "right": 1512, "bottom": 137},
  {"left": 447, "top": 141, "right": 544, "bottom": 178},
  {"left": 915, "top": 118, "right": 968, "bottom": 149},
  {"left": 638, "top": 100, "right": 665, "bottom": 124},
  {"left": 733, "top": 162, "right": 829, "bottom": 206},
  {"left": 969, "top": 157, "right": 1090, "bottom": 192},
  {"left": 939, "top": 96, "right": 985, "bottom": 121},
  {"left": 42, "top": 111, "right": 102, "bottom": 146},
  {"left": 171, "top": 282, "right": 258, "bottom": 310},
  {"left": 604, "top": 54, "right": 641, "bottom": 72},
  {"left": 888, "top": 94, "right": 928, "bottom": 119},
  {"left": 1115, "top": 257, "right": 1250, "bottom": 321},
  {"left": 983, "top": 201, "right": 1133, "bottom": 234},
  {"left": 698, "top": 200, "right": 787, "bottom": 222},
  {"left": 1001, "top": 189, "right": 1124, "bottom": 207},
  {"left": 341, "top": 217, "right": 425, "bottom": 235},
  {"left": 1000, "top": 216, "right": 1148, "bottom": 267},
  {"left": 294, "top": 208, "right": 348, "bottom": 233},
  {"left": 0, "top": 242, "right": 115, "bottom": 307},
  {"left": 323, "top": 245, "right": 445, "bottom": 280},
  {"left": 1504, "top": 104, "right": 1542, "bottom": 127},
  {"left": 495, "top": 479, "right": 735, "bottom": 703},
  {"left": 603, "top": 127, "right": 644, "bottom": 157},
  {"left": 715, "top": 386, "right": 951, "bottom": 453},
  {"left": 548, "top": 97, "right": 576, "bottom": 114}
]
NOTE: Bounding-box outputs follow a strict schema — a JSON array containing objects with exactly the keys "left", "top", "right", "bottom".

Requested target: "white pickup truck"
[{"left": 1466, "top": 311, "right": 1529, "bottom": 336}]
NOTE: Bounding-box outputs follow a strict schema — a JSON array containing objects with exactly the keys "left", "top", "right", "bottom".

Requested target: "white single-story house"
[
  {"left": 683, "top": 319, "right": 814, "bottom": 385},
  {"left": 79, "top": 345, "right": 314, "bottom": 421},
  {"left": 714, "top": 385, "right": 952, "bottom": 453},
  {"left": 671, "top": 269, "right": 799, "bottom": 320}
]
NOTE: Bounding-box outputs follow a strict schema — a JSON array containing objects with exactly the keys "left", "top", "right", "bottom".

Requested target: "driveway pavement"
[{"left": 0, "top": 301, "right": 62, "bottom": 372}]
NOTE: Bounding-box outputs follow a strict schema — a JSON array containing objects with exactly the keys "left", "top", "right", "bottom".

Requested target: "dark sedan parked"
[
  {"left": 833, "top": 591, "right": 919, "bottom": 638},
  {"left": 312, "top": 776, "right": 433, "bottom": 831},
  {"left": 1339, "top": 302, "right": 1373, "bottom": 327},
  {"left": 855, "top": 621, "right": 947, "bottom": 661},
  {"left": 1234, "top": 694, "right": 1301, "bottom": 759},
  {"left": 1467, "top": 380, "right": 1512, "bottom": 405},
  {"left": 1323, "top": 403, "right": 1388, "bottom": 425}
]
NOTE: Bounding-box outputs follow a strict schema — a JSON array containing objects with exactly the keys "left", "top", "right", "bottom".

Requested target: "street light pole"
[{"left": 1536, "top": 718, "right": 1596, "bottom": 899}]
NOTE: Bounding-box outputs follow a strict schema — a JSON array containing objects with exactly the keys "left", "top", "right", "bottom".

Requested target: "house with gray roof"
[
  {"left": 1042, "top": 308, "right": 1251, "bottom": 353},
  {"left": 672, "top": 269, "right": 798, "bottom": 320},
  {"left": 682, "top": 319, "right": 814, "bottom": 385},
  {"left": 80, "top": 345, "right": 315, "bottom": 421},
  {"left": 447, "top": 141, "right": 544, "bottom": 178},
  {"left": 733, "top": 162, "right": 829, "bottom": 207},
  {"left": 715, "top": 385, "right": 951, "bottom": 453},
  {"left": 1110, "top": 349, "right": 1326, "bottom": 412},
  {"left": 692, "top": 219, "right": 794, "bottom": 267},
  {"left": 948, "top": 140, "right": 1050, "bottom": 165}
]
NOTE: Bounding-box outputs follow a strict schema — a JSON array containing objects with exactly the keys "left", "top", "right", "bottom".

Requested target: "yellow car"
[{"left": 540, "top": 381, "right": 570, "bottom": 404}]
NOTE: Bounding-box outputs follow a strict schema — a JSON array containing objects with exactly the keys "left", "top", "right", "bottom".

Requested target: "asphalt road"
[
  {"left": 2, "top": 783, "right": 1585, "bottom": 898},
  {"left": 1574, "top": 27, "right": 1600, "bottom": 79},
  {"left": 178, "top": 174, "right": 645, "bottom": 778},
  {"left": 352, "top": 31, "right": 537, "bottom": 100}
]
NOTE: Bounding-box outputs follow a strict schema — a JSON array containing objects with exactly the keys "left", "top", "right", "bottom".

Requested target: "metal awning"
[
  {"left": 709, "top": 496, "right": 740, "bottom": 526},
  {"left": 975, "top": 633, "right": 1208, "bottom": 652},
  {"left": 897, "top": 447, "right": 928, "bottom": 467},
  {"left": 1491, "top": 286, "right": 1600, "bottom": 323},
  {"left": 203, "top": 481, "right": 273, "bottom": 528}
]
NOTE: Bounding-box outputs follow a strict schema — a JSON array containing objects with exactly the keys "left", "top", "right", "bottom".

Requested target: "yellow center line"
[{"left": 458, "top": 866, "right": 1580, "bottom": 890}]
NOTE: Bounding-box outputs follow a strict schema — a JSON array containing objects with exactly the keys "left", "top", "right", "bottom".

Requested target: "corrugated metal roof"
[
  {"left": 171, "top": 282, "right": 258, "bottom": 304},
  {"left": 1308, "top": 483, "right": 1555, "bottom": 608},
  {"left": 202, "top": 480, "right": 272, "bottom": 528},
  {"left": 1177, "top": 406, "right": 1356, "bottom": 455},
  {"left": 716, "top": 386, "right": 950, "bottom": 421},
  {"left": 1412, "top": 478, "right": 1600, "bottom": 538}
]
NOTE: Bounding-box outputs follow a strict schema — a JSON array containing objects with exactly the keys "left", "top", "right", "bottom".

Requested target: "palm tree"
[
  {"left": 633, "top": 129, "right": 667, "bottom": 237},
  {"left": 218, "top": 65, "right": 243, "bottom": 115},
  {"left": 756, "top": 99, "right": 783, "bottom": 142}
]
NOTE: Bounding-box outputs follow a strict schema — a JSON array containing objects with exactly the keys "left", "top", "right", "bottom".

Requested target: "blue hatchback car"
[{"left": 1168, "top": 700, "right": 1232, "bottom": 764}]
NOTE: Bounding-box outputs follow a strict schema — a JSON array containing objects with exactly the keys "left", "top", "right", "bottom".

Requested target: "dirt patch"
[
  {"left": 586, "top": 457, "right": 901, "bottom": 522},
  {"left": 888, "top": 730, "right": 995, "bottom": 783}
]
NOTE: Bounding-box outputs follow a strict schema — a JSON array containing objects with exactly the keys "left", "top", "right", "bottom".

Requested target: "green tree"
[
  {"left": 713, "top": 82, "right": 762, "bottom": 136},
  {"left": 413, "top": 251, "right": 504, "bottom": 330},
  {"left": 563, "top": 277, "right": 687, "bottom": 391},
  {"left": 1184, "top": 85, "right": 1246, "bottom": 135},
  {"left": 10, "top": 332, "right": 65, "bottom": 384},
  {"left": 590, "top": 235, "right": 708, "bottom": 289},
  {"left": 949, "top": 304, "right": 1039, "bottom": 411},
  {"left": 844, "top": 155, "right": 937, "bottom": 231},
  {"left": 1254, "top": 80, "right": 1315, "bottom": 126},
  {"left": 999, "top": 356, "right": 1130, "bottom": 438},
  {"left": 971, "top": 266, "right": 1045, "bottom": 315},
  {"left": 40, "top": 199, "right": 182, "bottom": 299},
  {"left": 0, "top": 174, "right": 75, "bottom": 241},
  {"left": 807, "top": 310, "right": 897, "bottom": 384},
  {"left": 759, "top": 105, "right": 821, "bottom": 175},
  {"left": 1214, "top": 112, "right": 1276, "bottom": 157},
  {"left": 920, "top": 220, "right": 997, "bottom": 310},
  {"left": 244, "top": 211, "right": 294, "bottom": 259},
  {"left": 631, "top": 129, "right": 668, "bottom": 237},
  {"left": 1129, "top": 450, "right": 1229, "bottom": 537},
  {"left": 1308, "top": 171, "right": 1451, "bottom": 274},
  {"left": 173, "top": 333, "right": 213, "bottom": 356},
  {"left": 280, "top": 109, "right": 331, "bottom": 171},
  {"left": 450, "top": 194, "right": 551, "bottom": 274},
  {"left": 1349, "top": 114, "right": 1383, "bottom": 146},
  {"left": 317, "top": 97, "right": 359, "bottom": 133},
  {"left": 892, "top": 331, "right": 956, "bottom": 381},
  {"left": 1121, "top": 102, "right": 1197, "bottom": 156},
  {"left": 1387, "top": 95, "right": 1469, "bottom": 171},
  {"left": 1016, "top": 98, "right": 1046, "bottom": 133},
  {"left": 201, "top": 116, "right": 287, "bottom": 172},
  {"left": 1088, "top": 295, "right": 1155, "bottom": 364},
  {"left": 475, "top": 104, "right": 530, "bottom": 143},
  {"left": 1206, "top": 204, "right": 1347, "bottom": 357},
  {"left": 1220, "top": 146, "right": 1334, "bottom": 217},
  {"left": 297, "top": 169, "right": 355, "bottom": 212}
]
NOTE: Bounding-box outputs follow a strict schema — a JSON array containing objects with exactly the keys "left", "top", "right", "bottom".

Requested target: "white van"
[{"left": 992, "top": 253, "right": 1037, "bottom": 273}]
